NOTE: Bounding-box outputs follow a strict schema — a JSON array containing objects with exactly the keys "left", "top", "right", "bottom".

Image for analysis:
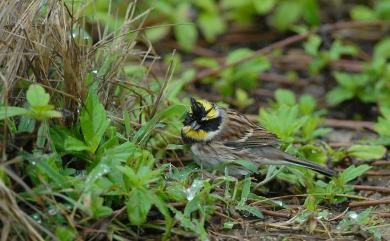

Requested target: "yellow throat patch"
[{"left": 182, "top": 126, "right": 208, "bottom": 140}]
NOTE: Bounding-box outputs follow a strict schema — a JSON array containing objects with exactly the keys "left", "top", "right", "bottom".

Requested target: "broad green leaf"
[
  {"left": 299, "top": 145, "right": 327, "bottom": 164},
  {"left": 235, "top": 89, "right": 254, "bottom": 108},
  {"left": 373, "top": 37, "right": 390, "bottom": 62},
  {"left": 64, "top": 136, "right": 89, "bottom": 152},
  {"left": 127, "top": 188, "right": 153, "bottom": 225},
  {"left": 351, "top": 5, "right": 376, "bottom": 20},
  {"left": 348, "top": 145, "right": 386, "bottom": 160},
  {"left": 259, "top": 104, "right": 307, "bottom": 141},
  {"left": 302, "top": 0, "right": 320, "bottom": 25},
  {"left": 304, "top": 35, "right": 322, "bottom": 56},
  {"left": 80, "top": 87, "right": 109, "bottom": 153},
  {"left": 339, "top": 165, "right": 371, "bottom": 184},
  {"left": 299, "top": 94, "right": 316, "bottom": 114},
  {"left": 326, "top": 87, "right": 354, "bottom": 106},
  {"left": 26, "top": 84, "right": 50, "bottom": 106},
  {"left": 100, "top": 142, "right": 137, "bottom": 163},
  {"left": 272, "top": 0, "right": 302, "bottom": 31},
  {"left": 275, "top": 89, "right": 296, "bottom": 106},
  {"left": 91, "top": 196, "right": 113, "bottom": 218},
  {"left": 198, "top": 12, "right": 226, "bottom": 42},
  {"left": 0, "top": 106, "right": 29, "bottom": 120},
  {"left": 253, "top": 0, "right": 275, "bottom": 14},
  {"left": 374, "top": 117, "right": 390, "bottom": 137},
  {"left": 35, "top": 155, "right": 66, "bottom": 187},
  {"left": 84, "top": 164, "right": 111, "bottom": 192},
  {"left": 55, "top": 226, "right": 76, "bottom": 241}
]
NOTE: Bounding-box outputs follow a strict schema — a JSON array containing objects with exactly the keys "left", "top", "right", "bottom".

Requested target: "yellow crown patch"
[{"left": 193, "top": 99, "right": 218, "bottom": 120}]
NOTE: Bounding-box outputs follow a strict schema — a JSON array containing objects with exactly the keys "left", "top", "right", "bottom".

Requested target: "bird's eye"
[{"left": 183, "top": 112, "right": 192, "bottom": 125}]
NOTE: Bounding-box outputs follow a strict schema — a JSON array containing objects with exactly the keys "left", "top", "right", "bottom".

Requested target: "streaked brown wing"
[{"left": 218, "top": 109, "right": 280, "bottom": 148}]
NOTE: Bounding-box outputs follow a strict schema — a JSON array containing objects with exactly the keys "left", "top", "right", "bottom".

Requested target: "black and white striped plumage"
[{"left": 181, "top": 98, "right": 336, "bottom": 176}]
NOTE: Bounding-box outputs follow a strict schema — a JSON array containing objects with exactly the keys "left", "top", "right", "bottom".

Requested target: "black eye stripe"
[{"left": 198, "top": 116, "right": 222, "bottom": 131}]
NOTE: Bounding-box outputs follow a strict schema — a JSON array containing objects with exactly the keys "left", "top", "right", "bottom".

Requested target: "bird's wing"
[{"left": 220, "top": 109, "right": 280, "bottom": 148}]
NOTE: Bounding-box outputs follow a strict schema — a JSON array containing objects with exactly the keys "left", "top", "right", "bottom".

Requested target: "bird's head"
[{"left": 181, "top": 97, "right": 223, "bottom": 143}]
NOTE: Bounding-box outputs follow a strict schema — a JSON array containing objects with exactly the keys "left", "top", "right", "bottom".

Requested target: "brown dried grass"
[{"left": 0, "top": 0, "right": 155, "bottom": 239}]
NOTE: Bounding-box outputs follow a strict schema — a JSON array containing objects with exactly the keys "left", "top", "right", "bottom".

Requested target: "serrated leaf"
[
  {"left": 348, "top": 145, "right": 386, "bottom": 160},
  {"left": 80, "top": 87, "right": 109, "bottom": 153},
  {"left": 127, "top": 188, "right": 153, "bottom": 225},
  {"left": 275, "top": 89, "right": 296, "bottom": 106},
  {"left": 339, "top": 165, "right": 371, "bottom": 184}
]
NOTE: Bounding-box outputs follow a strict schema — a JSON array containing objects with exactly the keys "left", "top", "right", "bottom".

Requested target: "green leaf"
[
  {"left": 259, "top": 104, "right": 307, "bottom": 141},
  {"left": 373, "top": 37, "right": 390, "bottom": 62},
  {"left": 127, "top": 188, "right": 153, "bottom": 225},
  {"left": 64, "top": 136, "right": 89, "bottom": 152},
  {"left": 80, "top": 87, "right": 109, "bottom": 153},
  {"left": 239, "top": 176, "right": 251, "bottom": 205},
  {"left": 198, "top": 12, "right": 226, "bottom": 42},
  {"left": 272, "top": 0, "right": 302, "bottom": 31},
  {"left": 253, "top": 0, "right": 275, "bottom": 14},
  {"left": 304, "top": 35, "right": 322, "bottom": 56},
  {"left": 348, "top": 145, "right": 386, "bottom": 160},
  {"left": 236, "top": 204, "right": 263, "bottom": 218},
  {"left": 351, "top": 5, "right": 376, "bottom": 21},
  {"left": 299, "top": 145, "right": 327, "bottom": 165},
  {"left": 235, "top": 89, "right": 254, "bottom": 109},
  {"left": 299, "top": 94, "right": 316, "bottom": 115},
  {"left": 55, "top": 226, "right": 76, "bottom": 241},
  {"left": 224, "top": 159, "right": 258, "bottom": 173},
  {"left": 275, "top": 89, "right": 296, "bottom": 106},
  {"left": 0, "top": 106, "right": 29, "bottom": 120},
  {"left": 26, "top": 84, "right": 50, "bottom": 107},
  {"left": 302, "top": 0, "right": 320, "bottom": 25},
  {"left": 18, "top": 115, "right": 35, "bottom": 133},
  {"left": 339, "top": 165, "right": 371, "bottom": 184},
  {"left": 326, "top": 87, "right": 354, "bottom": 106},
  {"left": 374, "top": 117, "right": 390, "bottom": 137}
]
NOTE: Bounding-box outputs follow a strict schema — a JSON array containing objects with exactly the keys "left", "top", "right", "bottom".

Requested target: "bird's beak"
[{"left": 191, "top": 121, "right": 201, "bottom": 130}]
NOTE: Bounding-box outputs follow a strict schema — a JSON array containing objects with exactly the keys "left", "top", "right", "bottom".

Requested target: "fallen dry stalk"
[{"left": 349, "top": 199, "right": 390, "bottom": 208}]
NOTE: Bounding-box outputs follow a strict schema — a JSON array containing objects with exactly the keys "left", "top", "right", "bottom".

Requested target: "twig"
[
  {"left": 323, "top": 118, "right": 375, "bottom": 130},
  {"left": 261, "top": 209, "right": 291, "bottom": 219},
  {"left": 364, "top": 170, "right": 390, "bottom": 176},
  {"left": 353, "top": 185, "right": 390, "bottom": 194},
  {"left": 190, "top": 20, "right": 388, "bottom": 83},
  {"left": 373, "top": 212, "right": 390, "bottom": 218},
  {"left": 349, "top": 199, "right": 390, "bottom": 208},
  {"left": 370, "top": 160, "right": 390, "bottom": 166}
]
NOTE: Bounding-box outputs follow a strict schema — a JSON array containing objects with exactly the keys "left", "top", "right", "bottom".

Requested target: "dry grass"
[{"left": 0, "top": 0, "right": 159, "bottom": 239}]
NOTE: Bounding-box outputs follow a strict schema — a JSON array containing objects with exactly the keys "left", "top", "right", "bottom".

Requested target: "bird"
[{"left": 181, "top": 97, "right": 336, "bottom": 177}]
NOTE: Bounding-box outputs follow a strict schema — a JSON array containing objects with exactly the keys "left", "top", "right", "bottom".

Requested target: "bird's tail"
[{"left": 283, "top": 153, "right": 336, "bottom": 176}]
